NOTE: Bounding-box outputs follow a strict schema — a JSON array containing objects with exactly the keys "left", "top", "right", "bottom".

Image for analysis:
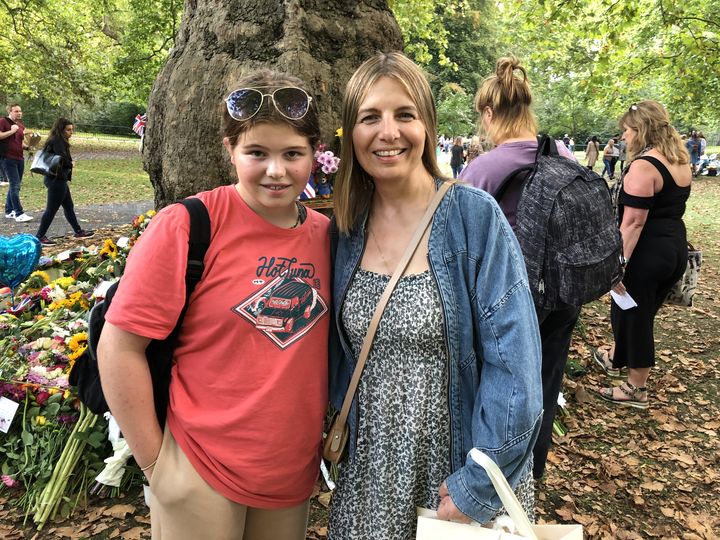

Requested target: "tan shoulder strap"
[{"left": 335, "top": 181, "right": 452, "bottom": 427}]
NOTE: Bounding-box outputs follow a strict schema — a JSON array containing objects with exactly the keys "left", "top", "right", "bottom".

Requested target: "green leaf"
[{"left": 21, "top": 431, "right": 33, "bottom": 446}]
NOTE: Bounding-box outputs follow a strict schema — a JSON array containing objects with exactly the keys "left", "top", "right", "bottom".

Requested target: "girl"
[
  {"left": 98, "top": 70, "right": 331, "bottom": 540},
  {"left": 35, "top": 118, "right": 94, "bottom": 245},
  {"left": 328, "top": 52, "right": 541, "bottom": 539}
]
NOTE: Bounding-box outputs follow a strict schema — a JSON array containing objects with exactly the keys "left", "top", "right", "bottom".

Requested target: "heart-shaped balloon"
[{"left": 0, "top": 234, "right": 42, "bottom": 289}]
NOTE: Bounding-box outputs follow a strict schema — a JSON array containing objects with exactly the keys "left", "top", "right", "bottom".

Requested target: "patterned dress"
[{"left": 328, "top": 269, "right": 535, "bottom": 540}]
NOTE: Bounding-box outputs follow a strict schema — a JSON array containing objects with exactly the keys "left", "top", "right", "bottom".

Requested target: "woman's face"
[
  {"left": 351, "top": 76, "right": 428, "bottom": 185},
  {"left": 622, "top": 124, "right": 637, "bottom": 149},
  {"left": 63, "top": 124, "right": 74, "bottom": 140}
]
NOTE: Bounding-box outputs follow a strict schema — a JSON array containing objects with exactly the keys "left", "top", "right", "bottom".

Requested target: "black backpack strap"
[
  {"left": 494, "top": 164, "right": 534, "bottom": 203},
  {"left": 536, "top": 134, "right": 559, "bottom": 158},
  {"left": 168, "top": 197, "right": 211, "bottom": 338}
]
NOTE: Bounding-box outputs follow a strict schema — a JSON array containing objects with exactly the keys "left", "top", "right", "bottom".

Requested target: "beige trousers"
[{"left": 150, "top": 427, "right": 309, "bottom": 540}]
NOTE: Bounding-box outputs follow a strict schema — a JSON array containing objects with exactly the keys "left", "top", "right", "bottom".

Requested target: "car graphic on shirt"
[{"left": 255, "top": 280, "right": 317, "bottom": 333}]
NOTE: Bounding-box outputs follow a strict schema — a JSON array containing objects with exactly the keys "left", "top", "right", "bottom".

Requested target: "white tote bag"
[{"left": 416, "top": 450, "right": 583, "bottom": 540}]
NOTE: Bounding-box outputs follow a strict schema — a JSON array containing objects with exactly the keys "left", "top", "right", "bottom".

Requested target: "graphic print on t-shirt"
[{"left": 232, "top": 277, "right": 327, "bottom": 349}]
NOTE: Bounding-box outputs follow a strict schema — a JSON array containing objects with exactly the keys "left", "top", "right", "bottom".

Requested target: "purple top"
[{"left": 459, "top": 139, "right": 574, "bottom": 228}]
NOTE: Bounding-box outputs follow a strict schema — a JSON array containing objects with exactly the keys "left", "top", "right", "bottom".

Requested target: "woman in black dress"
[
  {"left": 595, "top": 101, "right": 691, "bottom": 408},
  {"left": 35, "top": 118, "right": 94, "bottom": 245}
]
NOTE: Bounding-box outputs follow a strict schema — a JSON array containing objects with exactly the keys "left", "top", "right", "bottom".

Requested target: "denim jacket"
[{"left": 329, "top": 181, "right": 543, "bottom": 524}]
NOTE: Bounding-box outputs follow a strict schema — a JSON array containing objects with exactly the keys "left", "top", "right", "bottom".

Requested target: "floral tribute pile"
[{"left": 0, "top": 210, "right": 156, "bottom": 527}]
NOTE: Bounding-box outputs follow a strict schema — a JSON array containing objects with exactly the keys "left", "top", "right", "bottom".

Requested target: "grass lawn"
[{"left": 19, "top": 156, "right": 153, "bottom": 213}]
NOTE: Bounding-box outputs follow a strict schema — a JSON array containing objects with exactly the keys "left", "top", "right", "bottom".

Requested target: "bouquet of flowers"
[{"left": 301, "top": 143, "right": 340, "bottom": 200}]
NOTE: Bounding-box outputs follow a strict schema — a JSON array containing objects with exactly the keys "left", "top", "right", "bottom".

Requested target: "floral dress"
[{"left": 328, "top": 269, "right": 535, "bottom": 540}]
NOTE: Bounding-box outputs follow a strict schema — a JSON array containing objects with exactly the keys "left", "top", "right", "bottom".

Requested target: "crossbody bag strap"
[{"left": 335, "top": 180, "right": 452, "bottom": 427}]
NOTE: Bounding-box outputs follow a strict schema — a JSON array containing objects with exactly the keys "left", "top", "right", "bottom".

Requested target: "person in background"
[
  {"left": 0, "top": 104, "right": 33, "bottom": 222},
  {"left": 35, "top": 118, "right": 95, "bottom": 245},
  {"left": 450, "top": 135, "right": 465, "bottom": 178},
  {"left": 685, "top": 131, "right": 700, "bottom": 175},
  {"left": 460, "top": 56, "right": 580, "bottom": 482},
  {"left": 466, "top": 135, "right": 482, "bottom": 163},
  {"left": 617, "top": 137, "right": 627, "bottom": 173},
  {"left": 569, "top": 137, "right": 575, "bottom": 154},
  {"left": 98, "top": 70, "right": 331, "bottom": 540},
  {"left": 602, "top": 138, "right": 616, "bottom": 180},
  {"left": 596, "top": 100, "right": 691, "bottom": 409},
  {"left": 586, "top": 135, "right": 600, "bottom": 171},
  {"left": 328, "top": 51, "right": 542, "bottom": 540},
  {"left": 698, "top": 131, "right": 707, "bottom": 157}
]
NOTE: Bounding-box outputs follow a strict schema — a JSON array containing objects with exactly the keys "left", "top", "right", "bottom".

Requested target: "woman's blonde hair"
[
  {"left": 474, "top": 56, "right": 538, "bottom": 144},
  {"left": 333, "top": 51, "right": 445, "bottom": 233},
  {"left": 620, "top": 100, "right": 689, "bottom": 164}
]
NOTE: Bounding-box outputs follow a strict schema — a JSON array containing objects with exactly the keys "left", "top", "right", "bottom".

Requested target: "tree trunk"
[{"left": 144, "top": 0, "right": 403, "bottom": 208}]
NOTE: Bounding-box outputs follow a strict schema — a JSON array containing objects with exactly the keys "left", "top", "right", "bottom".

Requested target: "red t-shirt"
[
  {"left": 106, "top": 185, "right": 331, "bottom": 508},
  {"left": 0, "top": 118, "right": 25, "bottom": 160}
]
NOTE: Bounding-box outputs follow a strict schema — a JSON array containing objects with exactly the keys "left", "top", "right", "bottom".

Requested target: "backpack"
[
  {"left": 68, "top": 197, "right": 211, "bottom": 426},
  {"left": 495, "top": 136, "right": 622, "bottom": 312}
]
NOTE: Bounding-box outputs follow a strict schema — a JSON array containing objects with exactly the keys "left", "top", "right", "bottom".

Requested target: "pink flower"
[{"left": 2, "top": 475, "right": 19, "bottom": 488}]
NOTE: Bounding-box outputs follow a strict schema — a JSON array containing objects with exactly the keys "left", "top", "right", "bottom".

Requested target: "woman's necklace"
[{"left": 369, "top": 227, "right": 392, "bottom": 274}]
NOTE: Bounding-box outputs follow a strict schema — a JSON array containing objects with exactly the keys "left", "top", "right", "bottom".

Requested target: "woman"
[
  {"left": 466, "top": 135, "right": 482, "bottom": 163},
  {"left": 449, "top": 135, "right": 465, "bottom": 178},
  {"left": 459, "top": 56, "right": 580, "bottom": 481},
  {"left": 328, "top": 51, "right": 542, "bottom": 539},
  {"left": 35, "top": 118, "right": 94, "bottom": 245},
  {"left": 98, "top": 70, "right": 331, "bottom": 539},
  {"left": 596, "top": 100, "right": 691, "bottom": 408},
  {"left": 602, "top": 138, "right": 616, "bottom": 180},
  {"left": 586, "top": 135, "right": 600, "bottom": 171}
]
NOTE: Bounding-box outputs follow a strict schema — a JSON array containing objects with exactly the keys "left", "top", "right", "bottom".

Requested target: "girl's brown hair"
[
  {"left": 333, "top": 52, "right": 445, "bottom": 233},
  {"left": 222, "top": 70, "right": 320, "bottom": 149},
  {"left": 619, "top": 100, "right": 689, "bottom": 164},
  {"left": 474, "top": 56, "right": 538, "bottom": 144}
]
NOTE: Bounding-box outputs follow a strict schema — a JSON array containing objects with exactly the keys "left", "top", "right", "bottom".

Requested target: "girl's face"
[
  {"left": 63, "top": 124, "right": 74, "bottom": 140},
  {"left": 351, "top": 76, "right": 428, "bottom": 185},
  {"left": 223, "top": 122, "right": 313, "bottom": 221}
]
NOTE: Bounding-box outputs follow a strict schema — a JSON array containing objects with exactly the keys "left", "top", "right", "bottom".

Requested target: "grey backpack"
[{"left": 495, "top": 136, "right": 623, "bottom": 311}]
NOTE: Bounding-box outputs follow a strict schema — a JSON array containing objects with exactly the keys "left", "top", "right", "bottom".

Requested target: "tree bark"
[{"left": 144, "top": 0, "right": 403, "bottom": 208}]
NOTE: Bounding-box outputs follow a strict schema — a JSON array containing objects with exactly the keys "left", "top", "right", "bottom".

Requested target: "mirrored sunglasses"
[{"left": 225, "top": 87, "right": 313, "bottom": 121}]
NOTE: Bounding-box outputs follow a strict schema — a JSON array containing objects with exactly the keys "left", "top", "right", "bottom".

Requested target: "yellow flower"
[
  {"left": 63, "top": 390, "right": 71, "bottom": 399},
  {"left": 48, "top": 388, "right": 59, "bottom": 395},
  {"left": 137, "top": 214, "right": 145, "bottom": 223},
  {"left": 51, "top": 276, "right": 76, "bottom": 290},
  {"left": 335, "top": 127, "right": 343, "bottom": 138},
  {"left": 35, "top": 416, "right": 47, "bottom": 426},
  {"left": 67, "top": 332, "right": 88, "bottom": 351},
  {"left": 30, "top": 270, "right": 51, "bottom": 283},
  {"left": 99, "top": 239, "right": 119, "bottom": 259},
  {"left": 146, "top": 210, "right": 156, "bottom": 217}
]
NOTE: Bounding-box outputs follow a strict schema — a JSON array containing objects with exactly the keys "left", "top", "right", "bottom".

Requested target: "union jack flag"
[
  {"left": 299, "top": 175, "right": 316, "bottom": 200},
  {"left": 132, "top": 114, "right": 147, "bottom": 136}
]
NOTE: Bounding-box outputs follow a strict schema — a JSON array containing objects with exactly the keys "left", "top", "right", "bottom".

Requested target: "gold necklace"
[{"left": 369, "top": 226, "right": 392, "bottom": 274}]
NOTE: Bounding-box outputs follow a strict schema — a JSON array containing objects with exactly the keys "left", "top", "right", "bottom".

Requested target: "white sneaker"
[
  {"left": 5, "top": 211, "right": 16, "bottom": 219},
  {"left": 15, "top": 213, "right": 33, "bottom": 222},
  {"left": 0, "top": 181, "right": 9, "bottom": 186}
]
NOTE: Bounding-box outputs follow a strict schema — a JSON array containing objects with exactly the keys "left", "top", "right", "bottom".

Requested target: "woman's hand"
[
  {"left": 437, "top": 481, "right": 472, "bottom": 523},
  {"left": 612, "top": 280, "right": 626, "bottom": 295}
]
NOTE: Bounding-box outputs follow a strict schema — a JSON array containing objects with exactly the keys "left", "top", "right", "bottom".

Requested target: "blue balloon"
[{"left": 0, "top": 234, "right": 42, "bottom": 290}]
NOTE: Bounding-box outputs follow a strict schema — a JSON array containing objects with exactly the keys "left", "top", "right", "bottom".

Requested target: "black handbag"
[{"left": 30, "top": 148, "right": 64, "bottom": 176}]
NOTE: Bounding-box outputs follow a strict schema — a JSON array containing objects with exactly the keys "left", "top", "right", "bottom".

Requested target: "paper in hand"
[{"left": 610, "top": 290, "right": 637, "bottom": 310}]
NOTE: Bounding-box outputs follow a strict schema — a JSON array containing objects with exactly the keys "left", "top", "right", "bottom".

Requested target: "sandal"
[
  {"left": 592, "top": 348, "right": 621, "bottom": 378},
  {"left": 598, "top": 381, "right": 648, "bottom": 409}
]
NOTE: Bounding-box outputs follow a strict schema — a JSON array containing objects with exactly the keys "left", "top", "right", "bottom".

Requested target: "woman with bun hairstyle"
[
  {"left": 459, "top": 56, "right": 579, "bottom": 481},
  {"left": 595, "top": 101, "right": 691, "bottom": 409},
  {"left": 328, "top": 51, "right": 542, "bottom": 539}
]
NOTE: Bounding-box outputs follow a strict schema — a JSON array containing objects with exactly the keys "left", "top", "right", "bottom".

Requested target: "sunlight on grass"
[{"left": 20, "top": 157, "right": 152, "bottom": 212}]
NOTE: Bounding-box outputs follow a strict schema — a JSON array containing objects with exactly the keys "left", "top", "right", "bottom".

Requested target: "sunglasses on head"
[{"left": 225, "top": 87, "right": 313, "bottom": 121}]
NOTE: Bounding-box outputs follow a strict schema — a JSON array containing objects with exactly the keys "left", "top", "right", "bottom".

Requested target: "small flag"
[
  {"left": 300, "top": 175, "right": 316, "bottom": 200},
  {"left": 132, "top": 114, "right": 147, "bottom": 136}
]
